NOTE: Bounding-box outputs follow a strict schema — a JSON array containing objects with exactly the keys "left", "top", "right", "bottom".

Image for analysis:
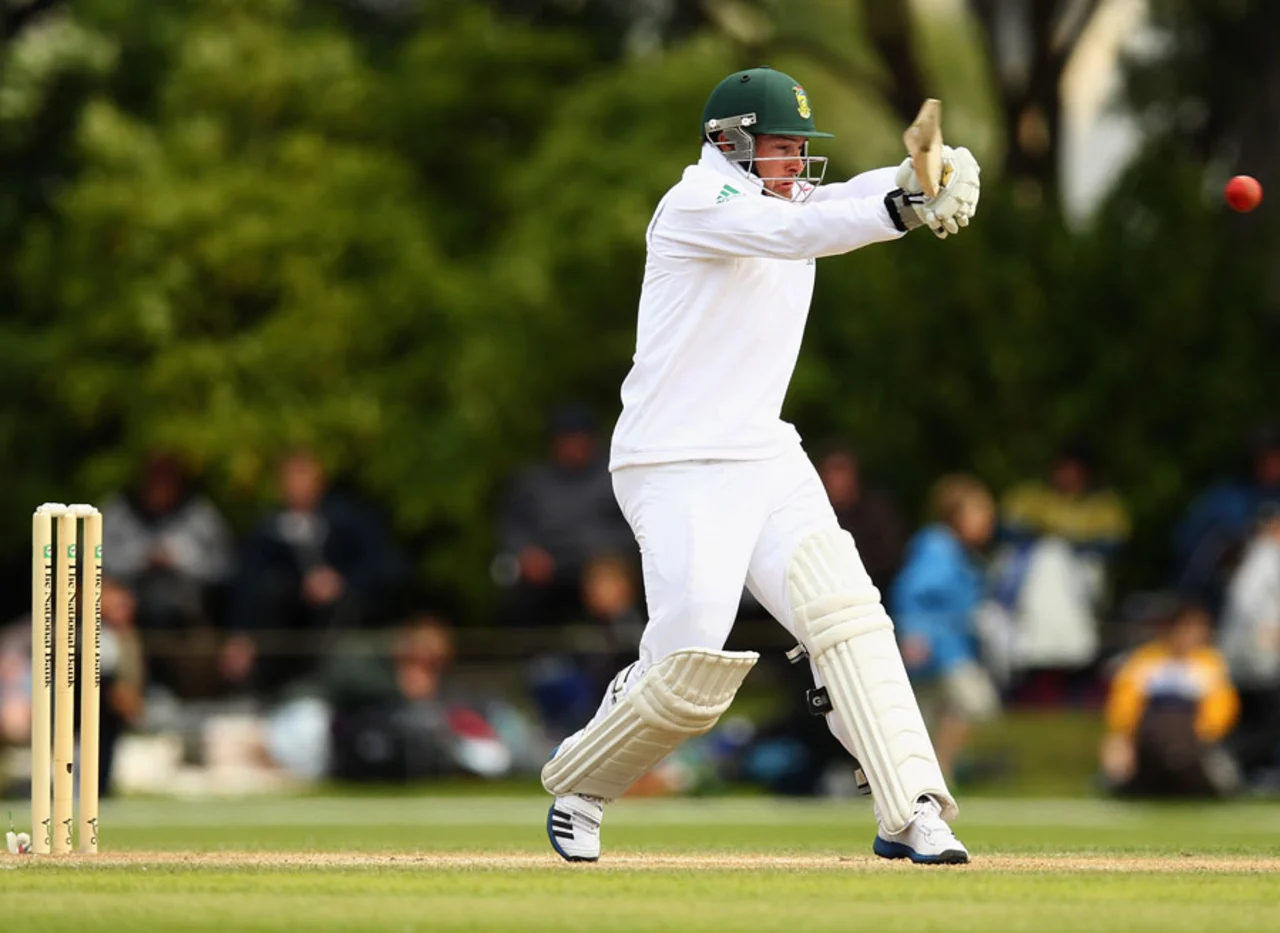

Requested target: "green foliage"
[
  {"left": 2, "top": 0, "right": 1278, "bottom": 619},
  {"left": 800, "top": 146, "right": 1279, "bottom": 582},
  {"left": 17, "top": 0, "right": 436, "bottom": 483},
  {"left": 4, "top": 0, "right": 600, "bottom": 612},
  {"left": 498, "top": 36, "right": 738, "bottom": 405}
]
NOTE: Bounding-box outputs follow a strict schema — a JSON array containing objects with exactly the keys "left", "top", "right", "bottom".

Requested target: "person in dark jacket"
[
  {"left": 1175, "top": 424, "right": 1280, "bottom": 613},
  {"left": 815, "top": 444, "right": 908, "bottom": 595},
  {"left": 494, "top": 406, "right": 636, "bottom": 627},
  {"left": 222, "top": 449, "right": 406, "bottom": 697},
  {"left": 102, "top": 452, "right": 235, "bottom": 696}
]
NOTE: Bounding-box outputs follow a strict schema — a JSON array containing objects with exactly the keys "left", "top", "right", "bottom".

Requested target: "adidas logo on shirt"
[{"left": 715, "top": 184, "right": 741, "bottom": 204}]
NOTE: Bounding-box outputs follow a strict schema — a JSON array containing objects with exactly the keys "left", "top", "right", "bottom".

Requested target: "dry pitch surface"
[
  {"left": 16, "top": 850, "right": 1280, "bottom": 873},
  {"left": 3, "top": 796, "right": 1279, "bottom": 932}
]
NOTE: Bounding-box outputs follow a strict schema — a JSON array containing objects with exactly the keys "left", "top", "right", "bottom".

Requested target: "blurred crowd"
[{"left": 3, "top": 413, "right": 1280, "bottom": 802}]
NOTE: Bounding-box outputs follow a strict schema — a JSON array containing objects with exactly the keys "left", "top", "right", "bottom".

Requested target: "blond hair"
[{"left": 929, "top": 473, "right": 993, "bottom": 529}]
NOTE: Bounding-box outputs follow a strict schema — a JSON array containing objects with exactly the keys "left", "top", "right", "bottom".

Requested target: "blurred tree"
[
  {"left": 496, "top": 34, "right": 737, "bottom": 403},
  {"left": 1112, "top": 0, "right": 1280, "bottom": 571},
  {"left": 702, "top": 0, "right": 1107, "bottom": 205},
  {"left": 377, "top": 5, "right": 592, "bottom": 252},
  {"left": 0, "top": 0, "right": 121, "bottom": 615},
  {"left": 964, "top": 0, "right": 1105, "bottom": 201},
  {"left": 2, "top": 0, "right": 1279, "bottom": 628},
  {"left": 486, "top": 0, "right": 711, "bottom": 59},
  {"left": 1, "top": 0, "right": 64, "bottom": 43},
  {"left": 7, "top": 0, "right": 600, "bottom": 617},
  {"left": 1127, "top": 0, "right": 1280, "bottom": 180},
  {"left": 797, "top": 149, "right": 1280, "bottom": 593},
  {"left": 1124, "top": 0, "right": 1280, "bottom": 306}
]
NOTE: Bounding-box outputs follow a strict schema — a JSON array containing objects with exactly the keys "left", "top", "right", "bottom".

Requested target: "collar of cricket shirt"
[{"left": 699, "top": 143, "right": 766, "bottom": 196}]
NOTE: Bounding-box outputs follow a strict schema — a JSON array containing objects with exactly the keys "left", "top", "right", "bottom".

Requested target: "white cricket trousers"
[{"left": 581, "top": 444, "right": 876, "bottom": 759}]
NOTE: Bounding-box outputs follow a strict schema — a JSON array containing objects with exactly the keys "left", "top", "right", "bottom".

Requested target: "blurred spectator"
[
  {"left": 102, "top": 451, "right": 235, "bottom": 696},
  {"left": 99, "top": 578, "right": 147, "bottom": 797},
  {"left": 319, "top": 614, "right": 512, "bottom": 782},
  {"left": 732, "top": 447, "right": 912, "bottom": 794},
  {"left": 223, "top": 450, "right": 407, "bottom": 699},
  {"left": 815, "top": 445, "right": 908, "bottom": 594},
  {"left": 733, "top": 661, "right": 853, "bottom": 798},
  {"left": 1101, "top": 601, "right": 1239, "bottom": 798},
  {"left": 1218, "top": 504, "right": 1280, "bottom": 783},
  {"left": 1175, "top": 424, "right": 1280, "bottom": 612},
  {"left": 494, "top": 405, "right": 635, "bottom": 627},
  {"left": 527, "top": 554, "right": 645, "bottom": 738},
  {"left": 994, "top": 444, "right": 1129, "bottom": 700},
  {"left": 575, "top": 553, "right": 645, "bottom": 690},
  {"left": 322, "top": 614, "right": 453, "bottom": 713},
  {"left": 1001, "top": 443, "right": 1131, "bottom": 558},
  {"left": 0, "top": 620, "right": 31, "bottom": 758},
  {"left": 892, "top": 474, "right": 1001, "bottom": 782},
  {"left": 0, "top": 578, "right": 143, "bottom": 798}
]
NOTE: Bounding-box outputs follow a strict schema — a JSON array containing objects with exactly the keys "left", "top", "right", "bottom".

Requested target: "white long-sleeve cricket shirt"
[{"left": 609, "top": 144, "right": 904, "bottom": 470}]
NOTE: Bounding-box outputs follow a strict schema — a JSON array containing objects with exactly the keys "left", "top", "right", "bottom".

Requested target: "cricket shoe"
[
  {"left": 546, "top": 793, "right": 603, "bottom": 862},
  {"left": 873, "top": 795, "right": 969, "bottom": 864}
]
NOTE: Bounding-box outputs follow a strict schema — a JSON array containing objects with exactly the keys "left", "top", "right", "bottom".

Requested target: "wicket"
[{"left": 30, "top": 503, "right": 102, "bottom": 856}]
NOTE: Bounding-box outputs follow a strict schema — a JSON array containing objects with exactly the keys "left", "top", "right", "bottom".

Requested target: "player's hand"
[{"left": 894, "top": 145, "right": 981, "bottom": 238}]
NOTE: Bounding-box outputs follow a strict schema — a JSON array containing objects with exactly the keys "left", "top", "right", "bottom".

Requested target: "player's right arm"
[{"left": 649, "top": 182, "right": 906, "bottom": 262}]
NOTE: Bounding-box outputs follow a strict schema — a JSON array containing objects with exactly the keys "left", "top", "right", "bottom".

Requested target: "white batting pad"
[
  {"left": 541, "top": 648, "right": 758, "bottom": 801},
  {"left": 788, "top": 529, "right": 955, "bottom": 832}
]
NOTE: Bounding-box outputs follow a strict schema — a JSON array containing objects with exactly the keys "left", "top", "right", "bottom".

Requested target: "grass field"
[{"left": 3, "top": 795, "right": 1279, "bottom": 931}]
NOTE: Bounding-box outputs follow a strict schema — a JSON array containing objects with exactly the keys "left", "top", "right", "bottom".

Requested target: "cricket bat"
[{"left": 903, "top": 98, "right": 943, "bottom": 198}]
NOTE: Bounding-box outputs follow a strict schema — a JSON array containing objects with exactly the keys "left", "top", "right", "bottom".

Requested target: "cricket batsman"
[{"left": 542, "top": 66, "right": 981, "bottom": 864}]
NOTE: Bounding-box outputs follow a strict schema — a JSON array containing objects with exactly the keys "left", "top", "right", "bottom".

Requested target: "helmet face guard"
[{"left": 704, "top": 112, "right": 828, "bottom": 201}]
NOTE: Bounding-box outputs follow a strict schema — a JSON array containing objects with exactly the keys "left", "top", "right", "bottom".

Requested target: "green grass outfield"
[{"left": 3, "top": 795, "right": 1279, "bottom": 932}]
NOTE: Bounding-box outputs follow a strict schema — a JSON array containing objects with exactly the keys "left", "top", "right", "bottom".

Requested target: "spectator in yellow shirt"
[
  {"left": 994, "top": 444, "right": 1131, "bottom": 703},
  {"left": 1100, "top": 601, "right": 1240, "bottom": 797}
]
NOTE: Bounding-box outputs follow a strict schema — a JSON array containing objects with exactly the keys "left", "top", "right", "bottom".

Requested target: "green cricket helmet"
[{"left": 702, "top": 66, "right": 832, "bottom": 196}]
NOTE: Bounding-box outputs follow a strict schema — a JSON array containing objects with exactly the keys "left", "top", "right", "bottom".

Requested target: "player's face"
[
  {"left": 753, "top": 135, "right": 806, "bottom": 198},
  {"left": 956, "top": 495, "right": 996, "bottom": 548}
]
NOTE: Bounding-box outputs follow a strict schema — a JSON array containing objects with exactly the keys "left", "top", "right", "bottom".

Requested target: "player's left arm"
[
  {"left": 814, "top": 146, "right": 981, "bottom": 239},
  {"left": 806, "top": 166, "right": 899, "bottom": 204}
]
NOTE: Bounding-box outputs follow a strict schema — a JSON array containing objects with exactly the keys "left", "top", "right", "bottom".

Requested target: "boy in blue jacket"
[{"left": 893, "top": 475, "right": 1001, "bottom": 780}]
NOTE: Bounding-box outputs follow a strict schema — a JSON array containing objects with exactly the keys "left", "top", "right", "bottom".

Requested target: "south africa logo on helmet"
[
  {"left": 702, "top": 67, "right": 833, "bottom": 140},
  {"left": 793, "top": 86, "right": 811, "bottom": 119}
]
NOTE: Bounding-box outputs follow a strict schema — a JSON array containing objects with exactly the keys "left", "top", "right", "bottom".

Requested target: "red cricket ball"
[{"left": 1225, "top": 175, "right": 1263, "bottom": 212}]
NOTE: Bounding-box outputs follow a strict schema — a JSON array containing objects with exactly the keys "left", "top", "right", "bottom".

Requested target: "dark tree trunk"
[
  {"left": 968, "top": 0, "right": 1103, "bottom": 206},
  {"left": 1, "top": 0, "right": 63, "bottom": 42},
  {"left": 713, "top": 0, "right": 1105, "bottom": 208},
  {"left": 859, "top": 0, "right": 929, "bottom": 126}
]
